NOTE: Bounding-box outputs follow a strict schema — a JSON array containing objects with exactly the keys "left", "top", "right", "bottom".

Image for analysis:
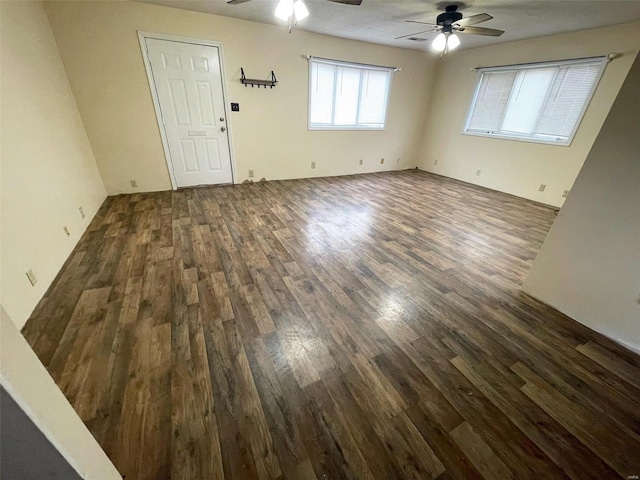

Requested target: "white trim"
[
  {"left": 474, "top": 55, "right": 608, "bottom": 73},
  {"left": 138, "top": 32, "right": 177, "bottom": 189},
  {"left": 462, "top": 56, "right": 607, "bottom": 147},
  {"left": 520, "top": 289, "right": 640, "bottom": 356},
  {"left": 462, "top": 130, "right": 573, "bottom": 147},
  {"left": 137, "top": 31, "right": 238, "bottom": 188},
  {"left": 216, "top": 40, "right": 239, "bottom": 185},
  {"left": 308, "top": 56, "right": 398, "bottom": 73},
  {"left": 308, "top": 125, "right": 387, "bottom": 131}
]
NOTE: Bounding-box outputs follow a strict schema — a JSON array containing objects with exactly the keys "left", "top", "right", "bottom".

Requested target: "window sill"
[
  {"left": 462, "top": 130, "right": 573, "bottom": 147},
  {"left": 308, "top": 125, "right": 386, "bottom": 132}
]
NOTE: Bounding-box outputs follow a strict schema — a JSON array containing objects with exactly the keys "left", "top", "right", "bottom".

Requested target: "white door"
[{"left": 145, "top": 38, "right": 233, "bottom": 187}]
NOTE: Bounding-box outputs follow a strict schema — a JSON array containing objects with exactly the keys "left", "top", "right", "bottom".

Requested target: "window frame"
[
  {"left": 462, "top": 57, "right": 607, "bottom": 147},
  {"left": 307, "top": 57, "right": 394, "bottom": 131}
]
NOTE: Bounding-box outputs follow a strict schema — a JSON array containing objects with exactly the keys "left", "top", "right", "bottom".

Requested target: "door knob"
[
  {"left": 220, "top": 117, "right": 225, "bottom": 122},
  {"left": 221, "top": 126, "right": 226, "bottom": 132}
]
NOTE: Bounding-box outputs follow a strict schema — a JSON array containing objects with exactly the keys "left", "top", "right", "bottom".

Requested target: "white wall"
[
  {"left": 524, "top": 52, "right": 640, "bottom": 354},
  {"left": 43, "top": 1, "right": 437, "bottom": 195},
  {"left": 0, "top": 0, "right": 107, "bottom": 329},
  {"left": 417, "top": 21, "right": 640, "bottom": 207},
  {"left": 1, "top": 7, "right": 118, "bottom": 476},
  {"left": 0, "top": 307, "right": 121, "bottom": 479}
]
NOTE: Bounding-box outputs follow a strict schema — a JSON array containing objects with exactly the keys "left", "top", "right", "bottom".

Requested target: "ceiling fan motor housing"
[{"left": 437, "top": 5, "right": 463, "bottom": 32}]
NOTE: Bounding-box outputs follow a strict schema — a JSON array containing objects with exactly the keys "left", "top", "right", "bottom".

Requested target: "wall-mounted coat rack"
[{"left": 240, "top": 68, "right": 278, "bottom": 88}]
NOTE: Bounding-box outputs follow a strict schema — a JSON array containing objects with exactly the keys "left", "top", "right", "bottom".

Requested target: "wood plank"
[
  {"left": 450, "top": 421, "right": 515, "bottom": 480},
  {"left": 576, "top": 340, "right": 640, "bottom": 390},
  {"left": 21, "top": 171, "right": 640, "bottom": 479},
  {"left": 512, "top": 361, "right": 640, "bottom": 478},
  {"left": 450, "top": 354, "right": 617, "bottom": 480}
]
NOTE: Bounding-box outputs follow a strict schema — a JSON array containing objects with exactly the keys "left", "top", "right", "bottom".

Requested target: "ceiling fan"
[{"left": 397, "top": 4, "right": 504, "bottom": 55}]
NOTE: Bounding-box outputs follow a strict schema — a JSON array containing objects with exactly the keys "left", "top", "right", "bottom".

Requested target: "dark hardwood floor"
[{"left": 22, "top": 170, "right": 640, "bottom": 480}]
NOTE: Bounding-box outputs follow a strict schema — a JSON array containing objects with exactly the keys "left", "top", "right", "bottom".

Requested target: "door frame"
[{"left": 137, "top": 31, "right": 238, "bottom": 189}]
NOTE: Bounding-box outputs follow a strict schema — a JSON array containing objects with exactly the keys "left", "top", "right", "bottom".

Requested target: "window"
[
  {"left": 464, "top": 57, "right": 607, "bottom": 145},
  {"left": 308, "top": 58, "right": 393, "bottom": 130}
]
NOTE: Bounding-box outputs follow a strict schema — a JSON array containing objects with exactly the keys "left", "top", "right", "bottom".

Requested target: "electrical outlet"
[
  {"left": 434, "top": 159, "right": 439, "bottom": 165},
  {"left": 130, "top": 180, "right": 138, "bottom": 188},
  {"left": 380, "top": 158, "right": 385, "bottom": 164},
  {"left": 562, "top": 190, "right": 570, "bottom": 198},
  {"left": 359, "top": 159, "right": 363, "bottom": 166},
  {"left": 476, "top": 169, "right": 481, "bottom": 176},
  {"left": 26, "top": 269, "right": 37, "bottom": 286},
  {"left": 248, "top": 170, "right": 254, "bottom": 178},
  {"left": 539, "top": 184, "right": 546, "bottom": 192},
  {"left": 311, "top": 162, "right": 316, "bottom": 169},
  {"left": 78, "top": 206, "right": 85, "bottom": 219},
  {"left": 396, "top": 158, "right": 400, "bottom": 164},
  {"left": 63, "top": 226, "right": 70, "bottom": 237}
]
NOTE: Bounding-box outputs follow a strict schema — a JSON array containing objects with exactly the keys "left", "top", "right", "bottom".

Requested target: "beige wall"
[
  {"left": 417, "top": 21, "right": 640, "bottom": 207},
  {"left": 524, "top": 52, "right": 640, "bottom": 354},
  {"left": 1, "top": 307, "right": 121, "bottom": 479},
  {"left": 43, "top": 1, "right": 437, "bottom": 195},
  {"left": 1, "top": 0, "right": 107, "bottom": 329}
]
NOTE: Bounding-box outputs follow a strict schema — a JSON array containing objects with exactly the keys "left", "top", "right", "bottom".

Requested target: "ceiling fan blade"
[
  {"left": 453, "top": 13, "right": 493, "bottom": 27},
  {"left": 455, "top": 25, "right": 505, "bottom": 36},
  {"left": 406, "top": 20, "right": 440, "bottom": 28},
  {"left": 326, "top": 0, "right": 363, "bottom": 5},
  {"left": 395, "top": 29, "right": 438, "bottom": 40},
  {"left": 227, "top": 0, "right": 252, "bottom": 4}
]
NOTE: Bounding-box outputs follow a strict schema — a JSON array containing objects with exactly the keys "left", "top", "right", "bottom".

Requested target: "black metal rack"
[{"left": 240, "top": 68, "right": 277, "bottom": 88}]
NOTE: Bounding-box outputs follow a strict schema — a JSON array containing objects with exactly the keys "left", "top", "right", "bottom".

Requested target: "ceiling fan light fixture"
[
  {"left": 448, "top": 33, "right": 460, "bottom": 50},
  {"left": 275, "top": 0, "right": 294, "bottom": 21},
  {"left": 293, "top": 0, "right": 309, "bottom": 21},
  {"left": 432, "top": 32, "right": 446, "bottom": 52},
  {"left": 275, "top": 0, "right": 309, "bottom": 22}
]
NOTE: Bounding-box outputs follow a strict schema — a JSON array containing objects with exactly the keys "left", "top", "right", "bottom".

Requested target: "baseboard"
[
  {"left": 415, "top": 168, "right": 559, "bottom": 211},
  {"left": 521, "top": 289, "right": 640, "bottom": 356}
]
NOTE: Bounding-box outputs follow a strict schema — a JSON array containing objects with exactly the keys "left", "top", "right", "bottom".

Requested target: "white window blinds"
[
  {"left": 466, "top": 70, "right": 516, "bottom": 133},
  {"left": 464, "top": 57, "right": 606, "bottom": 145},
  {"left": 309, "top": 58, "right": 393, "bottom": 130},
  {"left": 536, "top": 63, "right": 604, "bottom": 138},
  {"left": 309, "top": 62, "right": 335, "bottom": 125}
]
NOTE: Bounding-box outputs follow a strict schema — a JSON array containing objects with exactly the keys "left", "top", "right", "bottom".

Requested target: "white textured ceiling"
[{"left": 139, "top": 0, "right": 640, "bottom": 51}]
